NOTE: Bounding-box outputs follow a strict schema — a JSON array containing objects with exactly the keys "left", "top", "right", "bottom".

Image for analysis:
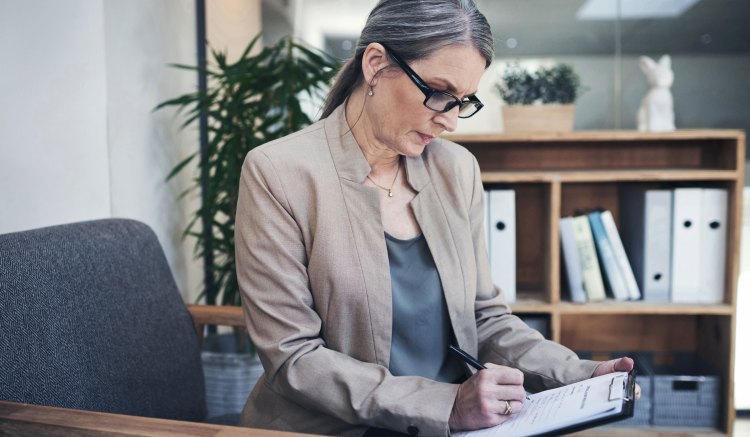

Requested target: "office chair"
[{"left": 0, "top": 219, "right": 215, "bottom": 422}]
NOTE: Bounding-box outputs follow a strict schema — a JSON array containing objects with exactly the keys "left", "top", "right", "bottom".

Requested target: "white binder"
[
  {"left": 671, "top": 188, "right": 703, "bottom": 303},
  {"left": 489, "top": 190, "right": 516, "bottom": 302},
  {"left": 620, "top": 188, "right": 672, "bottom": 302},
  {"left": 484, "top": 189, "right": 490, "bottom": 259},
  {"left": 699, "top": 188, "right": 728, "bottom": 303},
  {"left": 600, "top": 210, "right": 641, "bottom": 300},
  {"left": 560, "top": 216, "right": 587, "bottom": 303}
]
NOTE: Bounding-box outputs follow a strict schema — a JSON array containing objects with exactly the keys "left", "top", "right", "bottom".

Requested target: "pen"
[
  {"left": 448, "top": 344, "right": 487, "bottom": 371},
  {"left": 449, "top": 345, "right": 531, "bottom": 400}
]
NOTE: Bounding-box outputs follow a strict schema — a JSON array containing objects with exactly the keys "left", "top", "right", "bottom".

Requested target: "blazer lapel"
[
  {"left": 324, "top": 106, "right": 393, "bottom": 367},
  {"left": 406, "top": 156, "right": 471, "bottom": 343}
]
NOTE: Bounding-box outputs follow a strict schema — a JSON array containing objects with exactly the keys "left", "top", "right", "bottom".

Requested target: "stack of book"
[
  {"left": 560, "top": 187, "right": 728, "bottom": 304},
  {"left": 560, "top": 210, "right": 639, "bottom": 303}
]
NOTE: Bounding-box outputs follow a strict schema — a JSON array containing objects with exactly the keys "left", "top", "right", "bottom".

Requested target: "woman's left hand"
[
  {"left": 592, "top": 356, "right": 633, "bottom": 376},
  {"left": 591, "top": 356, "right": 641, "bottom": 400}
]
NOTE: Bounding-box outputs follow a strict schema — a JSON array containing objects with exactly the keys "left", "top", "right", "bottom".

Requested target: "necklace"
[{"left": 367, "top": 159, "right": 401, "bottom": 198}]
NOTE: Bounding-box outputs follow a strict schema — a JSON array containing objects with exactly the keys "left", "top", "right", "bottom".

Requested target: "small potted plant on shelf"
[{"left": 495, "top": 62, "right": 584, "bottom": 133}]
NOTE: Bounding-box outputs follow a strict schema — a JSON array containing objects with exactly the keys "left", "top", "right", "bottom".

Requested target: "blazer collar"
[{"left": 323, "top": 103, "right": 431, "bottom": 193}]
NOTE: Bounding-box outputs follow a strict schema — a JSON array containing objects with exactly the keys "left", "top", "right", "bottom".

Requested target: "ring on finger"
[{"left": 503, "top": 400, "right": 513, "bottom": 416}]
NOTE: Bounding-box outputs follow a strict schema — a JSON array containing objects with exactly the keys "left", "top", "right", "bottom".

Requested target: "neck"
[{"left": 345, "top": 87, "right": 401, "bottom": 175}]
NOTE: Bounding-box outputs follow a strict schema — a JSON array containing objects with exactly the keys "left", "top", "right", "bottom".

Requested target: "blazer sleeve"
[
  {"left": 465, "top": 155, "right": 600, "bottom": 392},
  {"left": 235, "top": 149, "right": 458, "bottom": 436}
]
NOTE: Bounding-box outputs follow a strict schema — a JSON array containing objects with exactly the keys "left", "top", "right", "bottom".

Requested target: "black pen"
[
  {"left": 448, "top": 345, "right": 487, "bottom": 371},
  {"left": 449, "top": 345, "right": 531, "bottom": 400}
]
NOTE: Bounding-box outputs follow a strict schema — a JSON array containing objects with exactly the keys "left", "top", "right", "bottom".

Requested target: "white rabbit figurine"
[{"left": 637, "top": 55, "right": 675, "bottom": 132}]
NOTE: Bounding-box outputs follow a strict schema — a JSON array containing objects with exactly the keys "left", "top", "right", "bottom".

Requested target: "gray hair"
[{"left": 320, "top": 0, "right": 494, "bottom": 118}]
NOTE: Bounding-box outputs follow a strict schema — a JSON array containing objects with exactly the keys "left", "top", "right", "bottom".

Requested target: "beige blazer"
[{"left": 235, "top": 105, "right": 598, "bottom": 437}]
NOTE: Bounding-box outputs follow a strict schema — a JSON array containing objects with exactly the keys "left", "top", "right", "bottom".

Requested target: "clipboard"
[
  {"left": 454, "top": 371, "right": 637, "bottom": 437},
  {"left": 534, "top": 371, "right": 637, "bottom": 437}
]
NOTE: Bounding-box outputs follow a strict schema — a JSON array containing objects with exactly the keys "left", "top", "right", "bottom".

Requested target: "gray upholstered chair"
[{"left": 0, "top": 219, "right": 244, "bottom": 423}]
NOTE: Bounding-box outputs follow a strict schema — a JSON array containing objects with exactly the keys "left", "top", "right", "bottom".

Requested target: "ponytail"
[{"left": 320, "top": 55, "right": 364, "bottom": 119}]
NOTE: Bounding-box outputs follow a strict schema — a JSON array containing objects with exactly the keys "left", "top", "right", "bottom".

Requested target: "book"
[
  {"left": 588, "top": 211, "right": 629, "bottom": 301},
  {"left": 454, "top": 372, "right": 636, "bottom": 437},
  {"left": 571, "top": 215, "right": 606, "bottom": 301},
  {"left": 599, "top": 210, "right": 641, "bottom": 300},
  {"left": 559, "top": 217, "right": 586, "bottom": 303}
]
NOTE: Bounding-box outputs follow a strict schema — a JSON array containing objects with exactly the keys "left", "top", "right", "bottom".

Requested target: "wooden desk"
[{"left": 0, "top": 400, "right": 320, "bottom": 437}]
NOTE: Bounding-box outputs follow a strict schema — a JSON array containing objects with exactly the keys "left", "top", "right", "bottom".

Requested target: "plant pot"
[
  {"left": 201, "top": 333, "right": 263, "bottom": 418},
  {"left": 502, "top": 104, "right": 576, "bottom": 133}
]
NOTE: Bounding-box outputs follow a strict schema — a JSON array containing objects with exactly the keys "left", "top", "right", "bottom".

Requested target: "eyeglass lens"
[{"left": 426, "top": 93, "right": 481, "bottom": 118}]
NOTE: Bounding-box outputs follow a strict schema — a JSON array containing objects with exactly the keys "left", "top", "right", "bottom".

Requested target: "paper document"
[{"left": 454, "top": 372, "right": 632, "bottom": 437}]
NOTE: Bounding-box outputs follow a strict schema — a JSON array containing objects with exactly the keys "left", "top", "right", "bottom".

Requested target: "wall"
[
  {"left": 0, "top": 1, "right": 111, "bottom": 232},
  {"left": 0, "top": 0, "right": 265, "bottom": 303},
  {"left": 103, "top": 1, "right": 201, "bottom": 301},
  {"left": 735, "top": 188, "right": 750, "bottom": 410},
  {"left": 455, "top": 54, "right": 750, "bottom": 135},
  {"left": 0, "top": 0, "right": 201, "bottom": 301},
  {"left": 207, "top": 0, "right": 262, "bottom": 62}
]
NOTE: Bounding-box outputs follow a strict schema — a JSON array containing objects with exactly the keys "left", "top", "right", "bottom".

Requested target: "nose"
[{"left": 434, "top": 106, "right": 460, "bottom": 132}]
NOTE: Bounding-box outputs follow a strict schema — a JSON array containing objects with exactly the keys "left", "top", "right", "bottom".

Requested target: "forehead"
[{"left": 410, "top": 44, "right": 487, "bottom": 94}]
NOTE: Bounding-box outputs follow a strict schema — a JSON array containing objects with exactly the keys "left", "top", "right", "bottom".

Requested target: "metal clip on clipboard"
[{"left": 608, "top": 371, "right": 636, "bottom": 402}]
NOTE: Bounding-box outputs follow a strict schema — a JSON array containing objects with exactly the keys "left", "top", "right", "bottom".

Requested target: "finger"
[
  {"left": 635, "top": 383, "right": 642, "bottom": 400},
  {"left": 470, "top": 375, "right": 526, "bottom": 404},
  {"left": 483, "top": 364, "right": 524, "bottom": 385},
  {"left": 613, "top": 357, "right": 634, "bottom": 372},
  {"left": 497, "top": 399, "right": 525, "bottom": 417},
  {"left": 485, "top": 385, "right": 526, "bottom": 402},
  {"left": 592, "top": 357, "right": 634, "bottom": 377},
  {"left": 492, "top": 384, "right": 527, "bottom": 402}
]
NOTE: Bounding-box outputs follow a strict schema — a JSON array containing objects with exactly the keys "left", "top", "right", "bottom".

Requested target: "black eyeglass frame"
[{"left": 381, "top": 44, "right": 484, "bottom": 119}]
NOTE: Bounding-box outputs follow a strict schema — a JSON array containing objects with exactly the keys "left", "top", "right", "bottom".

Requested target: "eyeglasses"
[{"left": 381, "top": 44, "right": 484, "bottom": 119}]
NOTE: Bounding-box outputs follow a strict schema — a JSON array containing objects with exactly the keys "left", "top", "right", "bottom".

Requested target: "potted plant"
[
  {"left": 495, "top": 62, "right": 584, "bottom": 133},
  {"left": 156, "top": 34, "right": 338, "bottom": 417}
]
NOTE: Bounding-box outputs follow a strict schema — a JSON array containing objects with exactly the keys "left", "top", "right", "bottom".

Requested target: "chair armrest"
[{"left": 187, "top": 304, "right": 245, "bottom": 345}]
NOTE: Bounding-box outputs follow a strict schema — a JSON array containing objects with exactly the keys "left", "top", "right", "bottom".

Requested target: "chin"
[{"left": 403, "top": 143, "right": 427, "bottom": 158}]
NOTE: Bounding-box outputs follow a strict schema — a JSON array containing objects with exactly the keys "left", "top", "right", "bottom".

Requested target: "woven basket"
[{"left": 502, "top": 104, "right": 575, "bottom": 133}]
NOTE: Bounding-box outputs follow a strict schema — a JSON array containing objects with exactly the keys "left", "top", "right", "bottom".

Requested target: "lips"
[{"left": 417, "top": 132, "right": 435, "bottom": 143}]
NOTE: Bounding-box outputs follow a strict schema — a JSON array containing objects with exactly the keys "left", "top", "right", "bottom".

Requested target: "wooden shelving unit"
[{"left": 447, "top": 130, "right": 745, "bottom": 436}]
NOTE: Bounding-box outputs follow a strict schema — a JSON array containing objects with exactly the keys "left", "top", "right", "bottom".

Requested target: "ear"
[
  {"left": 659, "top": 54, "right": 672, "bottom": 69},
  {"left": 361, "top": 43, "right": 391, "bottom": 87},
  {"left": 639, "top": 56, "right": 656, "bottom": 73}
]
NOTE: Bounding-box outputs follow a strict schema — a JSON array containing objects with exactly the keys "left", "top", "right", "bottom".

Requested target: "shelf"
[
  {"left": 446, "top": 129, "right": 745, "bottom": 143},
  {"left": 509, "top": 301, "right": 734, "bottom": 316},
  {"left": 558, "top": 301, "right": 734, "bottom": 316},
  {"left": 482, "top": 169, "right": 739, "bottom": 183},
  {"left": 574, "top": 426, "right": 726, "bottom": 436},
  {"left": 465, "top": 130, "right": 744, "bottom": 436},
  {"left": 508, "top": 299, "right": 554, "bottom": 314}
]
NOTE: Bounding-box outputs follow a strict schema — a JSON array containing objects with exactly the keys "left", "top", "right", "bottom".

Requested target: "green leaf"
[
  {"left": 155, "top": 31, "right": 340, "bottom": 309},
  {"left": 165, "top": 152, "right": 198, "bottom": 181}
]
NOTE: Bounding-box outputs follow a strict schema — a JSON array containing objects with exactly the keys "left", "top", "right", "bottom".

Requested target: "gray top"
[{"left": 385, "top": 232, "right": 466, "bottom": 383}]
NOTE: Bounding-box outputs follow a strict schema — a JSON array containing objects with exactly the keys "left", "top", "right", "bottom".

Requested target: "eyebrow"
[{"left": 429, "top": 76, "right": 478, "bottom": 98}]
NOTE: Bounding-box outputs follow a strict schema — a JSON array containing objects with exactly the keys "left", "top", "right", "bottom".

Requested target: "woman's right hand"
[{"left": 448, "top": 363, "right": 526, "bottom": 431}]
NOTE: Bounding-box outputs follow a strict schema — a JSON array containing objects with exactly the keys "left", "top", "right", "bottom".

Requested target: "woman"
[{"left": 235, "top": 1, "right": 633, "bottom": 435}]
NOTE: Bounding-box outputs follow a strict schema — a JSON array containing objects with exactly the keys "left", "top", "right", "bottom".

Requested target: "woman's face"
[{"left": 368, "top": 44, "right": 486, "bottom": 158}]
